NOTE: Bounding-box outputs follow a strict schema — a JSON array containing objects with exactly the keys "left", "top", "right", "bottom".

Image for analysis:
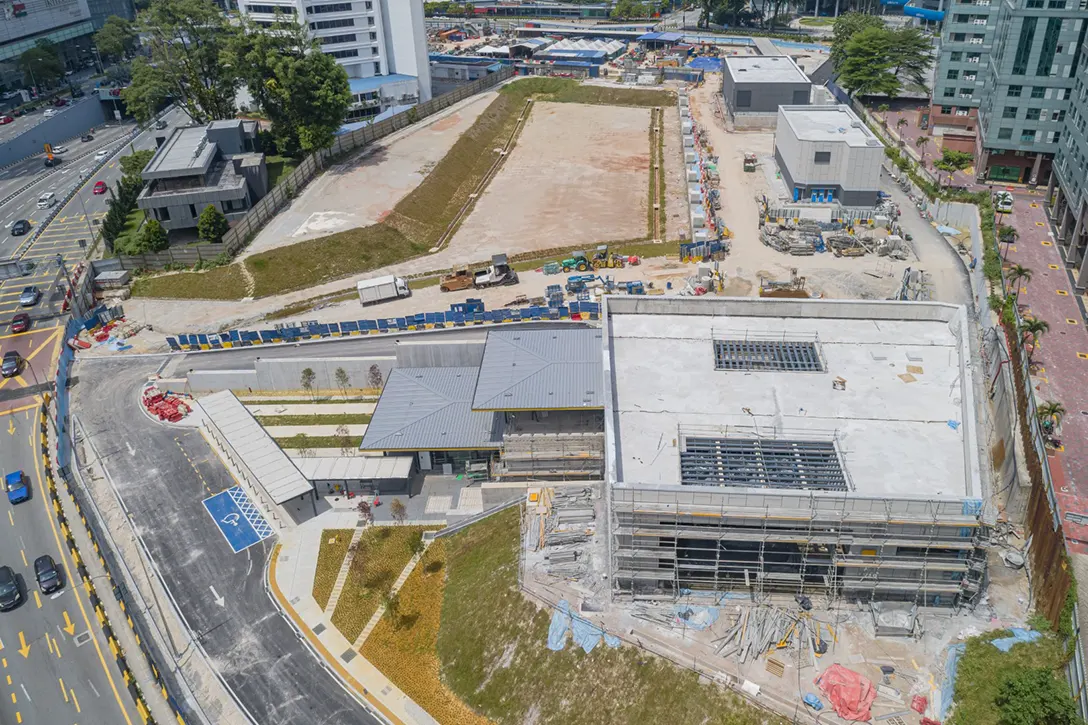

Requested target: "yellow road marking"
[
  {"left": 16, "top": 632, "right": 29, "bottom": 658},
  {"left": 4, "top": 675, "right": 9, "bottom": 684},
  {"left": 71, "top": 689, "right": 81, "bottom": 713},
  {"left": 60, "top": 678, "right": 68, "bottom": 701},
  {"left": 10, "top": 691, "right": 14, "bottom": 703},
  {"left": 6, "top": 511, "right": 11, "bottom": 526},
  {"left": 15, "top": 711, "right": 20, "bottom": 723},
  {"left": 62, "top": 610, "right": 76, "bottom": 635},
  {"left": 31, "top": 422, "right": 134, "bottom": 724},
  {"left": 33, "top": 590, "right": 40, "bottom": 609},
  {"left": 19, "top": 550, "right": 26, "bottom": 566}
]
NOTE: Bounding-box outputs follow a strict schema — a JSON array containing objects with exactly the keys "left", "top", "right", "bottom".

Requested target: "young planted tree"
[
  {"left": 895, "top": 116, "right": 908, "bottom": 143},
  {"left": 356, "top": 499, "right": 373, "bottom": 525},
  {"left": 290, "top": 433, "right": 312, "bottom": 458},
  {"left": 998, "top": 224, "right": 1019, "bottom": 259},
  {"left": 407, "top": 530, "right": 425, "bottom": 559},
  {"left": 334, "top": 367, "right": 351, "bottom": 399},
  {"left": 197, "top": 205, "right": 230, "bottom": 244},
  {"left": 381, "top": 590, "right": 400, "bottom": 627},
  {"left": 133, "top": 218, "right": 169, "bottom": 253},
  {"left": 367, "top": 364, "right": 384, "bottom": 391},
  {"left": 1007, "top": 264, "right": 1032, "bottom": 297},
  {"left": 1037, "top": 400, "right": 1066, "bottom": 435},
  {"left": 877, "top": 103, "right": 890, "bottom": 125},
  {"left": 336, "top": 424, "right": 353, "bottom": 457},
  {"left": 1020, "top": 318, "right": 1050, "bottom": 362},
  {"left": 915, "top": 134, "right": 930, "bottom": 163},
  {"left": 300, "top": 367, "right": 317, "bottom": 400},
  {"left": 389, "top": 498, "right": 407, "bottom": 525}
]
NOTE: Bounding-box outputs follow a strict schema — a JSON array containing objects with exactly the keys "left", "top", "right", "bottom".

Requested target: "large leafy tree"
[
  {"left": 838, "top": 26, "right": 901, "bottom": 97},
  {"left": 94, "top": 15, "right": 138, "bottom": 60},
  {"left": 831, "top": 13, "right": 885, "bottom": 72},
  {"left": 230, "top": 17, "right": 352, "bottom": 154},
  {"left": 19, "top": 43, "right": 65, "bottom": 89},
  {"left": 197, "top": 204, "right": 229, "bottom": 244},
  {"left": 119, "top": 149, "right": 156, "bottom": 182},
  {"left": 887, "top": 26, "right": 933, "bottom": 92},
  {"left": 123, "top": 0, "right": 239, "bottom": 123}
]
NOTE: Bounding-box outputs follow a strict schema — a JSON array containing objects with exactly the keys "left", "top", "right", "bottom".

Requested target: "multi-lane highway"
[{"left": 0, "top": 105, "right": 191, "bottom": 723}]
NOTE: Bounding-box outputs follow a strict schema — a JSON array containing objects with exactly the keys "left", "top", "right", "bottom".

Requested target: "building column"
[
  {"left": 975, "top": 148, "right": 990, "bottom": 181},
  {"left": 1029, "top": 153, "right": 1044, "bottom": 186},
  {"left": 1059, "top": 203, "right": 1074, "bottom": 243},
  {"left": 1046, "top": 171, "right": 1057, "bottom": 208},
  {"left": 1052, "top": 186, "right": 1064, "bottom": 223},
  {"left": 1068, "top": 201, "right": 1086, "bottom": 266}
]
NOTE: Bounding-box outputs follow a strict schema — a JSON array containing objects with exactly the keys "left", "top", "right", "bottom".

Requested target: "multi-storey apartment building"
[
  {"left": 932, "top": 0, "right": 1085, "bottom": 183},
  {"left": 238, "top": 0, "right": 431, "bottom": 122},
  {"left": 1051, "top": 29, "right": 1088, "bottom": 288}
]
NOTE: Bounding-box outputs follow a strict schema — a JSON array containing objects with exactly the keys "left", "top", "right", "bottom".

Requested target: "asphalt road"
[
  {"left": 73, "top": 358, "right": 379, "bottom": 725},
  {"left": 0, "top": 407, "right": 137, "bottom": 725}
]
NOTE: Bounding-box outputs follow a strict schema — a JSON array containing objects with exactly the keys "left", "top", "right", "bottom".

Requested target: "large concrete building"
[
  {"left": 238, "top": 0, "right": 431, "bottom": 123},
  {"left": 1050, "top": 30, "right": 1088, "bottom": 289},
  {"left": 137, "top": 120, "right": 268, "bottom": 235},
  {"left": 931, "top": 0, "right": 1085, "bottom": 183},
  {"left": 721, "top": 55, "right": 811, "bottom": 122},
  {"left": 603, "top": 296, "right": 990, "bottom": 608},
  {"left": 774, "top": 104, "right": 884, "bottom": 206}
]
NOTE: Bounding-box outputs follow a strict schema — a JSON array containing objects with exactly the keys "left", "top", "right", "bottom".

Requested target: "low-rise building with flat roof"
[
  {"left": 774, "top": 104, "right": 884, "bottom": 206},
  {"left": 722, "top": 55, "right": 811, "bottom": 123},
  {"left": 137, "top": 120, "right": 267, "bottom": 234}
]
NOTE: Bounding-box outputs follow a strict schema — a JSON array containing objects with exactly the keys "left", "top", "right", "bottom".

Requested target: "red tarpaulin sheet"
[{"left": 814, "top": 664, "right": 877, "bottom": 722}]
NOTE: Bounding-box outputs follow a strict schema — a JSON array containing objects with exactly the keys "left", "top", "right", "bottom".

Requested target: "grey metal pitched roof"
[
  {"left": 293, "top": 456, "right": 413, "bottom": 481},
  {"left": 359, "top": 368, "right": 503, "bottom": 452},
  {"left": 472, "top": 329, "right": 603, "bottom": 411}
]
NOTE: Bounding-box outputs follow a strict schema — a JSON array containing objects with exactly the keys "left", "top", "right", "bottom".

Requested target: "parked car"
[
  {"left": 53, "top": 98, "right": 67, "bottom": 107},
  {"left": 0, "top": 566, "right": 21, "bottom": 611},
  {"left": 0, "top": 116, "right": 12, "bottom": 125},
  {"left": 94, "top": 149, "right": 109, "bottom": 161},
  {"left": 12, "top": 109, "right": 22, "bottom": 117},
  {"left": 34, "top": 556, "right": 62, "bottom": 594},
  {"left": 18, "top": 286, "right": 40, "bottom": 306},
  {"left": 51, "top": 145, "right": 68, "bottom": 154},
  {"left": 3, "top": 471, "right": 28, "bottom": 504},
  {"left": 36, "top": 192, "right": 55, "bottom": 209},
  {"left": 43, "top": 109, "right": 57, "bottom": 118},
  {"left": 92, "top": 181, "right": 107, "bottom": 195},
  {"left": 10, "top": 219, "right": 29, "bottom": 236},
  {"left": 80, "top": 133, "right": 93, "bottom": 142},
  {"left": 10, "top": 313, "right": 29, "bottom": 334},
  {"left": 155, "top": 119, "right": 168, "bottom": 130},
  {"left": 1, "top": 351, "right": 20, "bottom": 378}
]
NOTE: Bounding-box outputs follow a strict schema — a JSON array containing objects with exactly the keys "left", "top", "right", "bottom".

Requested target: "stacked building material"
[{"left": 142, "top": 386, "right": 190, "bottom": 423}]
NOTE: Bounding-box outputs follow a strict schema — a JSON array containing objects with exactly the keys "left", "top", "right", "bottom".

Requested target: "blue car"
[{"left": 4, "top": 471, "right": 28, "bottom": 504}]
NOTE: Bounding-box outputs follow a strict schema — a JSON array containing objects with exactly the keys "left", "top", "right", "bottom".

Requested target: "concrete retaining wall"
[
  {"left": 0, "top": 100, "right": 106, "bottom": 168},
  {"left": 186, "top": 357, "right": 395, "bottom": 393}
]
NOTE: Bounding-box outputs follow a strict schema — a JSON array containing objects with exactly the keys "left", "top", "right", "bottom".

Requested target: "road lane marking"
[
  {"left": 19, "top": 549, "right": 26, "bottom": 566},
  {"left": 30, "top": 423, "right": 134, "bottom": 724},
  {"left": 16, "top": 632, "right": 29, "bottom": 658},
  {"left": 60, "top": 678, "right": 68, "bottom": 701},
  {"left": 7, "top": 511, "right": 11, "bottom": 526},
  {"left": 63, "top": 610, "right": 76, "bottom": 634},
  {"left": 18, "top": 683, "right": 28, "bottom": 702},
  {"left": 4, "top": 674, "right": 9, "bottom": 684},
  {"left": 9, "top": 692, "right": 14, "bottom": 703},
  {"left": 33, "top": 590, "right": 40, "bottom": 609},
  {"left": 71, "top": 689, "right": 80, "bottom": 713}
]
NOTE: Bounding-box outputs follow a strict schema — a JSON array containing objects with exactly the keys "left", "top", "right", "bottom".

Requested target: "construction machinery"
[
  {"left": 621, "top": 280, "right": 645, "bottom": 295},
  {"left": 560, "top": 251, "right": 591, "bottom": 272},
  {"left": 440, "top": 269, "right": 474, "bottom": 292},
  {"left": 743, "top": 152, "right": 757, "bottom": 172},
  {"left": 565, "top": 274, "right": 600, "bottom": 294},
  {"left": 473, "top": 254, "right": 520, "bottom": 288},
  {"left": 591, "top": 245, "right": 627, "bottom": 270}
]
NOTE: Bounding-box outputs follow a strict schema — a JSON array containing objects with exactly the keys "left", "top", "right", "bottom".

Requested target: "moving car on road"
[
  {"left": 4, "top": 471, "right": 28, "bottom": 504},
  {"left": 0, "top": 116, "right": 12, "bottom": 125},
  {"left": 19, "top": 286, "right": 40, "bottom": 306},
  {"left": 10, "top": 219, "right": 29, "bottom": 236},
  {"left": 10, "top": 313, "right": 29, "bottom": 333},
  {"left": 0, "top": 566, "right": 21, "bottom": 610},
  {"left": 52, "top": 145, "right": 68, "bottom": 154},
  {"left": 36, "top": 192, "right": 55, "bottom": 208},
  {"left": 81, "top": 133, "right": 94, "bottom": 142},
  {"left": 93, "top": 180, "right": 107, "bottom": 195},
  {"left": 34, "top": 555, "right": 62, "bottom": 594},
  {"left": 1, "top": 351, "right": 20, "bottom": 378},
  {"left": 43, "top": 108, "right": 57, "bottom": 118},
  {"left": 94, "top": 149, "right": 110, "bottom": 161}
]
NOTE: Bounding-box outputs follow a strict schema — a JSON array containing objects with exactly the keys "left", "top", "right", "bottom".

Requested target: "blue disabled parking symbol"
[{"left": 202, "top": 486, "right": 275, "bottom": 553}]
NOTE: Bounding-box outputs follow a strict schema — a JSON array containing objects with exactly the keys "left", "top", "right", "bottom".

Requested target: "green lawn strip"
[
  {"left": 112, "top": 208, "right": 146, "bottom": 252},
  {"left": 437, "top": 508, "right": 788, "bottom": 725},
  {"left": 266, "top": 154, "right": 299, "bottom": 189},
  {"left": 255, "top": 413, "right": 371, "bottom": 426},
  {"left": 238, "top": 396, "right": 378, "bottom": 404},
  {"left": 798, "top": 17, "right": 834, "bottom": 26},
  {"left": 312, "top": 529, "right": 355, "bottom": 610},
  {"left": 947, "top": 628, "right": 1074, "bottom": 725},
  {"left": 130, "top": 264, "right": 247, "bottom": 300},
  {"left": 274, "top": 435, "right": 362, "bottom": 449},
  {"left": 330, "top": 525, "right": 440, "bottom": 642}
]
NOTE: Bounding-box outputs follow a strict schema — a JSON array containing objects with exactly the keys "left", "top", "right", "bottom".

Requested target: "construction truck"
[
  {"left": 560, "top": 251, "right": 591, "bottom": 272},
  {"left": 473, "top": 253, "right": 519, "bottom": 288},
  {"left": 591, "top": 245, "right": 628, "bottom": 270},
  {"left": 743, "top": 153, "right": 757, "bottom": 172},
  {"left": 439, "top": 269, "right": 474, "bottom": 292}
]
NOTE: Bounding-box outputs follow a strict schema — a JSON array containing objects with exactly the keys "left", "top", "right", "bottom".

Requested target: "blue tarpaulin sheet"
[
  {"left": 991, "top": 627, "right": 1042, "bottom": 652},
  {"left": 940, "top": 643, "right": 965, "bottom": 720},
  {"left": 673, "top": 605, "right": 719, "bottom": 630},
  {"left": 547, "top": 600, "right": 620, "bottom": 653},
  {"left": 937, "top": 225, "right": 961, "bottom": 236},
  {"left": 687, "top": 57, "right": 721, "bottom": 71}
]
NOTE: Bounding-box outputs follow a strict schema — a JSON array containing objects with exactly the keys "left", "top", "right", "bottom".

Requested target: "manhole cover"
[
  {"left": 74, "top": 632, "right": 93, "bottom": 647},
  {"left": 341, "top": 649, "right": 357, "bottom": 663}
]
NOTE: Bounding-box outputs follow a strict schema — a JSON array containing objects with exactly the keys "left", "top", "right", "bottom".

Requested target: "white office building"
[{"left": 238, "top": 0, "right": 431, "bottom": 121}]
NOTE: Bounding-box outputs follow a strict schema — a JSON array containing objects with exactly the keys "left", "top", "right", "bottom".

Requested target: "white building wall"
[
  {"left": 380, "top": 0, "right": 432, "bottom": 102},
  {"left": 775, "top": 109, "right": 883, "bottom": 193}
]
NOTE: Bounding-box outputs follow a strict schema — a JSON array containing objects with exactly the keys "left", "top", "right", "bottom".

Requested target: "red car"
[
  {"left": 92, "top": 181, "right": 107, "bottom": 195},
  {"left": 0, "top": 116, "right": 12, "bottom": 125},
  {"left": 10, "top": 313, "right": 30, "bottom": 334},
  {"left": 53, "top": 98, "right": 67, "bottom": 107}
]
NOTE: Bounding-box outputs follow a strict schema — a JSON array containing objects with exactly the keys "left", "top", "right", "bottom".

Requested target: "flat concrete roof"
[
  {"left": 604, "top": 297, "right": 980, "bottom": 501},
  {"left": 724, "top": 55, "right": 810, "bottom": 84},
  {"left": 779, "top": 104, "right": 882, "bottom": 148},
  {"left": 142, "top": 126, "right": 217, "bottom": 180}
]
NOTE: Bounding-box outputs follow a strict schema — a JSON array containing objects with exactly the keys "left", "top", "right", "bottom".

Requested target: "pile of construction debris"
[
  {"left": 529, "top": 487, "right": 596, "bottom": 580},
  {"left": 760, "top": 222, "right": 820, "bottom": 256}
]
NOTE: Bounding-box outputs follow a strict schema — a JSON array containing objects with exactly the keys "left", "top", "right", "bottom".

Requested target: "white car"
[
  {"left": 51, "top": 145, "right": 68, "bottom": 155},
  {"left": 994, "top": 191, "right": 1014, "bottom": 214},
  {"left": 43, "top": 109, "right": 57, "bottom": 118},
  {"left": 94, "top": 150, "right": 109, "bottom": 161},
  {"left": 36, "top": 192, "right": 56, "bottom": 209}
]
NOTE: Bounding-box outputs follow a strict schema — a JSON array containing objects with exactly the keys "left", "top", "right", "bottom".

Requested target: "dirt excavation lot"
[
  {"left": 243, "top": 90, "right": 499, "bottom": 258},
  {"left": 448, "top": 102, "right": 651, "bottom": 257}
]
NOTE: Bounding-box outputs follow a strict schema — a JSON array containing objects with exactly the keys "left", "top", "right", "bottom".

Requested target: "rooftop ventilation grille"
[
  {"left": 713, "top": 339, "right": 824, "bottom": 372},
  {"left": 679, "top": 436, "right": 848, "bottom": 491}
]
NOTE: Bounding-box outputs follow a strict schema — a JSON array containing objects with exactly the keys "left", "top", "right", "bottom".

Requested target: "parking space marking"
[{"left": 202, "top": 486, "right": 274, "bottom": 554}]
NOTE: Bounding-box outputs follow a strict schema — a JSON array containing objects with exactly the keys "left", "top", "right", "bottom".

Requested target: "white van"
[{"left": 36, "top": 192, "right": 56, "bottom": 209}]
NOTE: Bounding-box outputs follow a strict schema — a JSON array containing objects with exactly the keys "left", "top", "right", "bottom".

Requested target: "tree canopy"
[
  {"left": 197, "top": 205, "right": 230, "bottom": 244},
  {"left": 995, "top": 668, "right": 1079, "bottom": 725},
  {"left": 119, "top": 149, "right": 156, "bottom": 182},
  {"left": 836, "top": 24, "right": 933, "bottom": 98},
  {"left": 831, "top": 13, "right": 886, "bottom": 72},
  {"left": 123, "top": 0, "right": 239, "bottom": 123},
  {"left": 19, "top": 43, "right": 65, "bottom": 88},
  {"left": 94, "top": 15, "right": 138, "bottom": 60},
  {"left": 230, "top": 16, "right": 352, "bottom": 154}
]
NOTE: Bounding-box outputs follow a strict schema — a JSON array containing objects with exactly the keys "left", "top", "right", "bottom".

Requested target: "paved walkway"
[
  {"left": 269, "top": 517, "right": 440, "bottom": 725},
  {"left": 264, "top": 424, "right": 369, "bottom": 438},
  {"left": 246, "top": 403, "right": 375, "bottom": 416},
  {"left": 1001, "top": 191, "right": 1088, "bottom": 549}
]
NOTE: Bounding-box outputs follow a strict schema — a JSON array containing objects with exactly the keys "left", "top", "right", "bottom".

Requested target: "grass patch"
[
  {"left": 331, "top": 525, "right": 439, "bottom": 642},
  {"left": 361, "top": 541, "right": 490, "bottom": 725},
  {"left": 312, "top": 529, "right": 354, "bottom": 610},
  {"left": 239, "top": 395, "right": 377, "bottom": 404},
  {"left": 947, "top": 628, "right": 1073, "bottom": 725},
  {"left": 437, "top": 508, "right": 787, "bottom": 725},
  {"left": 111, "top": 208, "right": 146, "bottom": 252},
  {"left": 266, "top": 154, "right": 299, "bottom": 189},
  {"left": 275, "top": 435, "right": 362, "bottom": 449},
  {"left": 798, "top": 16, "right": 835, "bottom": 26},
  {"left": 255, "top": 413, "right": 371, "bottom": 426},
  {"left": 130, "top": 264, "right": 247, "bottom": 300}
]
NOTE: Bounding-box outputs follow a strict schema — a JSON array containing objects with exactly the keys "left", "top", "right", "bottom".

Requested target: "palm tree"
[
  {"left": 1037, "top": 400, "right": 1066, "bottom": 436},
  {"left": 999, "top": 224, "right": 1019, "bottom": 260},
  {"left": 1020, "top": 317, "right": 1050, "bottom": 362},
  {"left": 877, "top": 103, "right": 890, "bottom": 126},
  {"left": 915, "top": 135, "right": 930, "bottom": 164},
  {"left": 895, "top": 117, "right": 908, "bottom": 145},
  {"left": 1007, "top": 264, "right": 1032, "bottom": 297}
]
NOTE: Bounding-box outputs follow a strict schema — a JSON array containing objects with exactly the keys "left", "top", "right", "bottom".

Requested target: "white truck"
[{"left": 357, "top": 275, "right": 410, "bottom": 306}]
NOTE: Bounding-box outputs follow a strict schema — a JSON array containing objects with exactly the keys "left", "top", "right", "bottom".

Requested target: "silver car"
[{"left": 18, "top": 286, "right": 39, "bottom": 307}]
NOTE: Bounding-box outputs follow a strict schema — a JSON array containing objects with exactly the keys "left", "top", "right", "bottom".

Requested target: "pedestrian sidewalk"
[
  {"left": 264, "top": 424, "right": 369, "bottom": 438},
  {"left": 269, "top": 517, "right": 439, "bottom": 725}
]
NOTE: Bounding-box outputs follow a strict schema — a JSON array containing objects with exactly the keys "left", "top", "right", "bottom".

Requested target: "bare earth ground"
[
  {"left": 661, "top": 103, "right": 686, "bottom": 240},
  {"left": 242, "top": 91, "right": 498, "bottom": 259},
  {"left": 448, "top": 101, "right": 651, "bottom": 258}
]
